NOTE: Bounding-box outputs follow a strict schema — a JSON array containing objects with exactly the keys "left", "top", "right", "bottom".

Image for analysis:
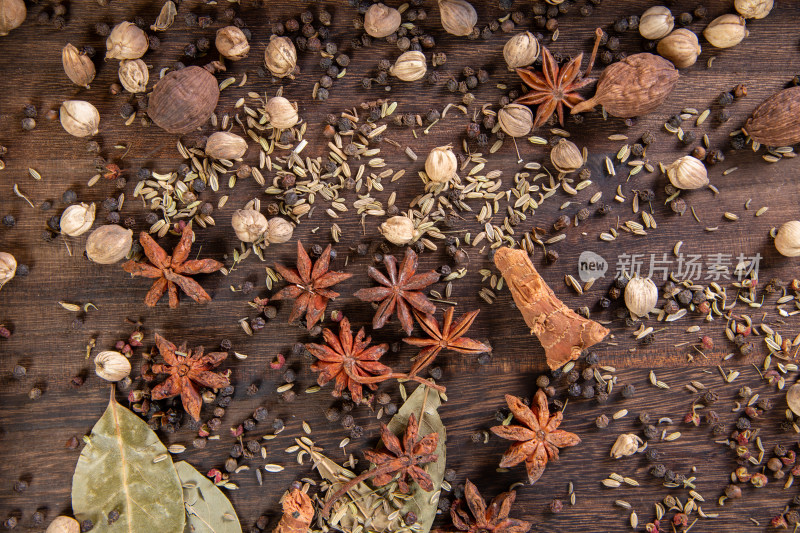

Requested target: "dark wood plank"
[{"left": 1, "top": 0, "right": 800, "bottom": 531}]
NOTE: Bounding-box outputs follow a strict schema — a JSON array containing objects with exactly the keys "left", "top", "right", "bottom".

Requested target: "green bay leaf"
[
  {"left": 71, "top": 392, "right": 185, "bottom": 533},
  {"left": 175, "top": 461, "right": 242, "bottom": 533},
  {"left": 387, "top": 385, "right": 446, "bottom": 533}
]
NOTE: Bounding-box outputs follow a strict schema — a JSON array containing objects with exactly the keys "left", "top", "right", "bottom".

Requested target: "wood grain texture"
[{"left": 1, "top": 1, "right": 800, "bottom": 531}]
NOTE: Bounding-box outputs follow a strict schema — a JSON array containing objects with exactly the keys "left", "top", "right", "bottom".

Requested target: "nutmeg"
[
  {"left": 118, "top": 59, "right": 149, "bottom": 93},
  {"left": 624, "top": 275, "right": 658, "bottom": 318},
  {"left": 216, "top": 26, "right": 249, "bottom": 61},
  {"left": 86, "top": 225, "right": 133, "bottom": 264},
  {"left": 62, "top": 44, "right": 96, "bottom": 88},
  {"left": 266, "top": 217, "right": 294, "bottom": 244},
  {"left": 503, "top": 31, "right": 540, "bottom": 70},
  {"left": 0, "top": 0, "right": 25, "bottom": 37},
  {"left": 498, "top": 104, "right": 533, "bottom": 138},
  {"left": 550, "top": 139, "right": 583, "bottom": 174},
  {"left": 94, "top": 351, "right": 131, "bottom": 382},
  {"left": 45, "top": 516, "right": 80, "bottom": 533},
  {"left": 60, "top": 202, "right": 96, "bottom": 237},
  {"left": 735, "top": 0, "right": 773, "bottom": 19},
  {"left": 657, "top": 29, "right": 701, "bottom": 69},
  {"left": 364, "top": 3, "right": 401, "bottom": 38},
  {"left": 743, "top": 86, "right": 800, "bottom": 146},
  {"left": 148, "top": 66, "right": 219, "bottom": 134},
  {"left": 265, "top": 96, "right": 299, "bottom": 129},
  {"left": 703, "top": 14, "right": 748, "bottom": 49},
  {"left": 571, "top": 54, "right": 679, "bottom": 119},
  {"left": 438, "top": 0, "right": 477, "bottom": 37},
  {"left": 264, "top": 36, "right": 297, "bottom": 79},
  {"left": 60, "top": 100, "right": 100, "bottom": 138},
  {"left": 639, "top": 6, "right": 674, "bottom": 40},
  {"left": 231, "top": 209, "right": 268, "bottom": 242},
  {"left": 0, "top": 251, "right": 16, "bottom": 290},
  {"left": 775, "top": 221, "right": 800, "bottom": 257},
  {"left": 425, "top": 145, "right": 457, "bottom": 183},
  {"left": 666, "top": 155, "right": 708, "bottom": 190},
  {"left": 389, "top": 51, "right": 427, "bottom": 82},
  {"left": 205, "top": 131, "right": 248, "bottom": 160},
  {"left": 380, "top": 216, "right": 415, "bottom": 245},
  {"left": 105, "top": 21, "right": 148, "bottom": 60}
]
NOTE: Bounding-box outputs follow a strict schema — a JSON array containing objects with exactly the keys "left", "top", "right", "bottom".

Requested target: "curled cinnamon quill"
[{"left": 494, "top": 247, "right": 609, "bottom": 370}]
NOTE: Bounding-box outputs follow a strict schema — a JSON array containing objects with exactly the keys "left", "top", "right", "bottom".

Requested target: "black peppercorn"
[
  {"left": 567, "top": 383, "right": 582, "bottom": 397},
  {"left": 545, "top": 249, "right": 559, "bottom": 263},
  {"left": 621, "top": 383, "right": 635, "bottom": 398},
  {"left": 650, "top": 463, "right": 666, "bottom": 477}
]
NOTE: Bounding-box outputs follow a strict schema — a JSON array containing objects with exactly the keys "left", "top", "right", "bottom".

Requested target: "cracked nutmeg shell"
[
  {"left": 216, "top": 26, "right": 249, "bottom": 61},
  {"left": 666, "top": 155, "right": 708, "bottom": 190},
  {"left": 0, "top": 251, "right": 16, "bottom": 291},
  {"left": 148, "top": 65, "right": 220, "bottom": 134},
  {"left": 657, "top": 29, "right": 701, "bottom": 69},
  {"left": 503, "top": 31, "right": 540, "bottom": 71},
  {"left": 205, "top": 131, "right": 248, "bottom": 160},
  {"left": 498, "top": 104, "right": 533, "bottom": 137},
  {"left": 735, "top": 0, "right": 773, "bottom": 19},
  {"left": 105, "top": 21, "right": 148, "bottom": 60},
  {"left": 118, "top": 59, "right": 149, "bottom": 93},
  {"left": 59, "top": 100, "right": 100, "bottom": 137},
  {"left": 264, "top": 35, "right": 297, "bottom": 78},
  {"left": 703, "top": 14, "right": 748, "bottom": 49},
  {"left": 389, "top": 51, "right": 427, "bottom": 81},
  {"left": 550, "top": 138, "right": 583, "bottom": 174},
  {"left": 743, "top": 86, "right": 800, "bottom": 147},
  {"left": 231, "top": 209, "right": 268, "bottom": 242},
  {"left": 570, "top": 53, "right": 678, "bottom": 119},
  {"left": 85, "top": 225, "right": 133, "bottom": 264},
  {"left": 364, "top": 3, "right": 401, "bottom": 38},
  {"left": 775, "top": 221, "right": 800, "bottom": 258},
  {"left": 62, "top": 43, "right": 96, "bottom": 88}
]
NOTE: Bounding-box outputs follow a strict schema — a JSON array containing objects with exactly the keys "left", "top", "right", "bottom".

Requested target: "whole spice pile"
[{"left": 0, "top": 1, "right": 799, "bottom": 533}]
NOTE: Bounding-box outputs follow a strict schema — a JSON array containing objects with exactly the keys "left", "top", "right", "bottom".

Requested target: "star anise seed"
[
  {"left": 272, "top": 240, "right": 352, "bottom": 329},
  {"left": 150, "top": 333, "right": 230, "bottom": 422},
  {"left": 306, "top": 316, "right": 392, "bottom": 404},
  {"left": 354, "top": 248, "right": 439, "bottom": 336},
  {"left": 403, "top": 307, "right": 491, "bottom": 377},
  {"left": 490, "top": 390, "right": 581, "bottom": 484},
  {"left": 450, "top": 479, "right": 532, "bottom": 533},
  {"left": 122, "top": 225, "right": 223, "bottom": 308},
  {"left": 515, "top": 28, "right": 603, "bottom": 128}
]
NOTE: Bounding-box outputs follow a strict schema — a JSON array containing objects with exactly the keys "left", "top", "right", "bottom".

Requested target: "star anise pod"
[
  {"left": 306, "top": 316, "right": 392, "bottom": 404},
  {"left": 449, "top": 479, "right": 532, "bottom": 533},
  {"left": 150, "top": 333, "right": 230, "bottom": 421},
  {"left": 515, "top": 28, "right": 603, "bottom": 128},
  {"left": 490, "top": 390, "right": 581, "bottom": 484},
  {"left": 403, "top": 307, "right": 491, "bottom": 377},
  {"left": 321, "top": 412, "right": 439, "bottom": 517},
  {"left": 353, "top": 248, "right": 440, "bottom": 336},
  {"left": 272, "top": 240, "right": 352, "bottom": 329},
  {"left": 122, "top": 225, "right": 223, "bottom": 308}
]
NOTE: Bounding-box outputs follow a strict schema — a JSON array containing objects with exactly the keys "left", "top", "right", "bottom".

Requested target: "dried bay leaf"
[
  {"left": 387, "top": 385, "right": 446, "bottom": 533},
  {"left": 72, "top": 390, "right": 185, "bottom": 533},
  {"left": 175, "top": 462, "right": 242, "bottom": 533},
  {"left": 296, "top": 440, "right": 398, "bottom": 531}
]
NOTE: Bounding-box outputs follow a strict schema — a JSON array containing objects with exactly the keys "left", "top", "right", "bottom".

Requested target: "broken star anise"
[
  {"left": 403, "top": 307, "right": 491, "bottom": 377},
  {"left": 321, "top": 412, "right": 439, "bottom": 517},
  {"left": 515, "top": 28, "right": 603, "bottom": 128},
  {"left": 353, "top": 248, "right": 440, "bottom": 336},
  {"left": 449, "top": 479, "right": 532, "bottom": 533},
  {"left": 305, "top": 316, "right": 392, "bottom": 404},
  {"left": 122, "top": 225, "right": 223, "bottom": 308},
  {"left": 150, "top": 333, "right": 230, "bottom": 422},
  {"left": 490, "top": 390, "right": 581, "bottom": 484},
  {"left": 273, "top": 240, "right": 352, "bottom": 329}
]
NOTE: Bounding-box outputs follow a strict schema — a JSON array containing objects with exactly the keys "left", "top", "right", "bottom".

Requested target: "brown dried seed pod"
[
  {"left": 0, "top": 0, "right": 26, "bottom": 37},
  {"left": 264, "top": 35, "right": 297, "bottom": 78},
  {"left": 105, "top": 21, "right": 149, "bottom": 60},
  {"left": 743, "top": 86, "right": 800, "bottom": 146},
  {"left": 570, "top": 53, "right": 679, "bottom": 118},
  {"left": 62, "top": 43, "right": 96, "bottom": 88},
  {"left": 657, "top": 29, "right": 701, "bottom": 69},
  {"left": 148, "top": 66, "right": 220, "bottom": 134},
  {"left": 438, "top": 0, "right": 477, "bottom": 37}
]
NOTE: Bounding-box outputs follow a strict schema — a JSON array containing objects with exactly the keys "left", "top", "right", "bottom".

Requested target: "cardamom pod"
[{"left": 570, "top": 53, "right": 678, "bottom": 119}]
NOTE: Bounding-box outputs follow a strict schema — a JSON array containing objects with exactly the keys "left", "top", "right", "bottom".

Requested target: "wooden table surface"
[{"left": 1, "top": 0, "right": 800, "bottom": 531}]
